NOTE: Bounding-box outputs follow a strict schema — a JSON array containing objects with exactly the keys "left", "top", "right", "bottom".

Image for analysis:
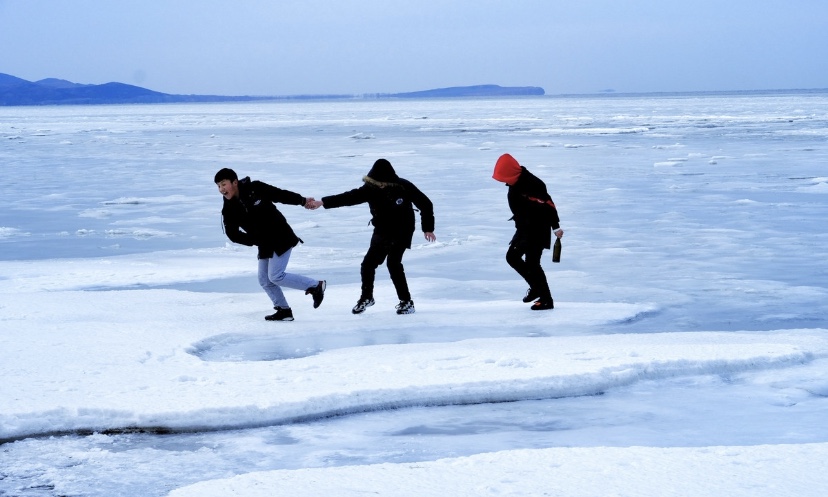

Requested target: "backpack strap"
[{"left": 524, "top": 195, "right": 556, "bottom": 209}]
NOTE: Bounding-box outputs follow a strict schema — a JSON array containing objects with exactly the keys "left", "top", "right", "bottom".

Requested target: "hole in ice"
[
  {"left": 188, "top": 329, "right": 424, "bottom": 362},
  {"left": 188, "top": 324, "right": 553, "bottom": 362}
]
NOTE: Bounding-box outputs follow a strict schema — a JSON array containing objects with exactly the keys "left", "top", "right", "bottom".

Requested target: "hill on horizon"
[
  {"left": 0, "top": 73, "right": 545, "bottom": 106},
  {"left": 0, "top": 73, "right": 265, "bottom": 106}
]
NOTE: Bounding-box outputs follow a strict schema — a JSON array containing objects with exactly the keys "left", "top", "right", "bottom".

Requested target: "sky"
[{"left": 1, "top": 0, "right": 827, "bottom": 96}]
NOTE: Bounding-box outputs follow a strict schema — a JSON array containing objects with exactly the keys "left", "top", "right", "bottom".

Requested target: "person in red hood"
[{"left": 492, "top": 154, "right": 563, "bottom": 310}]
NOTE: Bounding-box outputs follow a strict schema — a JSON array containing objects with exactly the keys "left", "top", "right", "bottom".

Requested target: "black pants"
[
  {"left": 361, "top": 234, "right": 411, "bottom": 301},
  {"left": 506, "top": 236, "right": 551, "bottom": 301}
]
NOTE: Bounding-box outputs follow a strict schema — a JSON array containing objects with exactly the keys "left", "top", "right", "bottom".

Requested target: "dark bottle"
[{"left": 552, "top": 237, "right": 562, "bottom": 263}]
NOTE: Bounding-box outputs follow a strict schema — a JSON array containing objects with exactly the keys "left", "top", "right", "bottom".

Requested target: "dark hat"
[
  {"left": 365, "top": 159, "right": 399, "bottom": 183},
  {"left": 214, "top": 168, "right": 238, "bottom": 184}
]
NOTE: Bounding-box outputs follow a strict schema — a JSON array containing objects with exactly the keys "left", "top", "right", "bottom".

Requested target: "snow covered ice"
[{"left": 2, "top": 93, "right": 828, "bottom": 496}]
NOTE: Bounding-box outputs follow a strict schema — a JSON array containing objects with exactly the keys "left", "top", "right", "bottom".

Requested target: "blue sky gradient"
[{"left": 1, "top": 0, "right": 826, "bottom": 96}]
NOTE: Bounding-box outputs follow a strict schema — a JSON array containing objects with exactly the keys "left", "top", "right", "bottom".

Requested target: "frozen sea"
[{"left": 1, "top": 93, "right": 828, "bottom": 496}]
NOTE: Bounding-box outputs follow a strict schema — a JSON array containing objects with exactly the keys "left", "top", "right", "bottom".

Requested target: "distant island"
[
  {"left": 0, "top": 73, "right": 545, "bottom": 106},
  {"left": 379, "top": 85, "right": 545, "bottom": 98}
]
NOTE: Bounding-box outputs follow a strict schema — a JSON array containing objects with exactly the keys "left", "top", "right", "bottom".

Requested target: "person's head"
[
  {"left": 492, "top": 153, "right": 522, "bottom": 186},
  {"left": 364, "top": 158, "right": 399, "bottom": 187},
  {"left": 214, "top": 168, "right": 239, "bottom": 200}
]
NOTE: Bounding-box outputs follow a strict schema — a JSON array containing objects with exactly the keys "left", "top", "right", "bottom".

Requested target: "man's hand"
[
  {"left": 304, "top": 198, "right": 323, "bottom": 210},
  {"left": 424, "top": 232, "right": 437, "bottom": 242}
]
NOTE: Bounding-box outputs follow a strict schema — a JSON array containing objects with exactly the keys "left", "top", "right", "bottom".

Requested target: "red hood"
[{"left": 492, "top": 153, "right": 522, "bottom": 185}]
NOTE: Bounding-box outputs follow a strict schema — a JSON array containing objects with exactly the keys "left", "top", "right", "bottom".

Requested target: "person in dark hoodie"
[
  {"left": 492, "top": 154, "right": 563, "bottom": 310},
  {"left": 214, "top": 168, "right": 325, "bottom": 321},
  {"left": 306, "top": 159, "right": 436, "bottom": 315}
]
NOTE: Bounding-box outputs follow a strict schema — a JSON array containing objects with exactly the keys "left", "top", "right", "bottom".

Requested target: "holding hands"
[{"left": 304, "top": 198, "right": 322, "bottom": 210}]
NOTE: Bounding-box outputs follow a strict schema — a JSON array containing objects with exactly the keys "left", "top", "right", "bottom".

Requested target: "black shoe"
[
  {"left": 530, "top": 299, "right": 554, "bottom": 311},
  {"left": 352, "top": 297, "right": 375, "bottom": 314},
  {"left": 395, "top": 299, "right": 415, "bottom": 315},
  {"left": 265, "top": 307, "right": 294, "bottom": 321},
  {"left": 305, "top": 280, "right": 326, "bottom": 309},
  {"left": 522, "top": 288, "right": 539, "bottom": 303}
]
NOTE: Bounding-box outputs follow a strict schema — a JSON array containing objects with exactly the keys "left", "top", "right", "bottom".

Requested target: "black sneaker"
[
  {"left": 522, "top": 288, "right": 539, "bottom": 303},
  {"left": 265, "top": 307, "right": 294, "bottom": 321},
  {"left": 305, "top": 280, "right": 326, "bottom": 309},
  {"left": 530, "top": 299, "right": 554, "bottom": 311},
  {"left": 352, "top": 297, "right": 375, "bottom": 314},
  {"left": 395, "top": 299, "right": 415, "bottom": 315}
]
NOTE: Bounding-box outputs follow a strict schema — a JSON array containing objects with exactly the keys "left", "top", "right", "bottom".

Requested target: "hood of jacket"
[
  {"left": 363, "top": 158, "right": 400, "bottom": 187},
  {"left": 492, "top": 153, "right": 523, "bottom": 186}
]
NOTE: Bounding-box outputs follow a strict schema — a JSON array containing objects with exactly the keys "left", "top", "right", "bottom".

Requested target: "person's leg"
[
  {"left": 506, "top": 240, "right": 551, "bottom": 301},
  {"left": 258, "top": 257, "right": 287, "bottom": 308},
  {"left": 385, "top": 243, "right": 411, "bottom": 302},
  {"left": 360, "top": 238, "right": 388, "bottom": 300},
  {"left": 522, "top": 244, "right": 551, "bottom": 302},
  {"left": 506, "top": 242, "right": 530, "bottom": 282},
  {"left": 264, "top": 248, "right": 318, "bottom": 308}
]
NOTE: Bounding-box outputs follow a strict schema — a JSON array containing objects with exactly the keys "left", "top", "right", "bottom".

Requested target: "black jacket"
[
  {"left": 322, "top": 177, "right": 435, "bottom": 248},
  {"left": 507, "top": 167, "right": 561, "bottom": 249},
  {"left": 220, "top": 177, "right": 306, "bottom": 258}
]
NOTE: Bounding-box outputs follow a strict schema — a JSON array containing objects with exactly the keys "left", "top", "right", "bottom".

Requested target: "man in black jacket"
[
  {"left": 492, "top": 154, "right": 563, "bottom": 310},
  {"left": 215, "top": 168, "right": 325, "bottom": 321},
  {"left": 307, "top": 159, "right": 436, "bottom": 315}
]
